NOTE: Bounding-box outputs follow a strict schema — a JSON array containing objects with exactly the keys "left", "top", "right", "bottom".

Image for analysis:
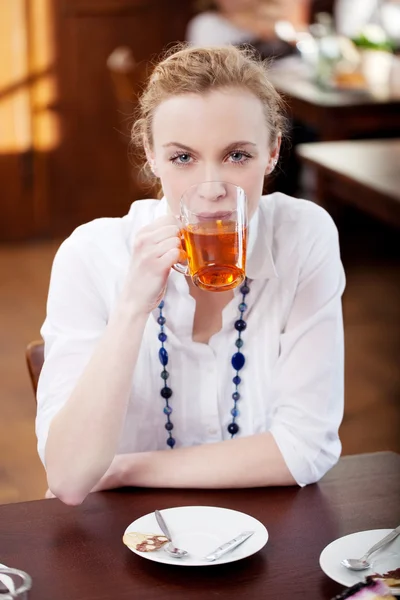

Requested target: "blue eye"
[
  {"left": 228, "top": 151, "right": 252, "bottom": 165},
  {"left": 171, "top": 153, "right": 192, "bottom": 166}
]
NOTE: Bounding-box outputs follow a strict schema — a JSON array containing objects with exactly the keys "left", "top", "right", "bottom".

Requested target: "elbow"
[
  {"left": 47, "top": 478, "right": 88, "bottom": 506},
  {"left": 297, "top": 447, "right": 341, "bottom": 487}
]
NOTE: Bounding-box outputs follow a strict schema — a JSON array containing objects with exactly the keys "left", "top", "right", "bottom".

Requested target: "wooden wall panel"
[{"left": 1, "top": 0, "right": 194, "bottom": 240}]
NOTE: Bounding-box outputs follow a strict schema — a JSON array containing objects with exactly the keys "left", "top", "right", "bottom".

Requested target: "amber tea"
[{"left": 181, "top": 220, "right": 247, "bottom": 292}]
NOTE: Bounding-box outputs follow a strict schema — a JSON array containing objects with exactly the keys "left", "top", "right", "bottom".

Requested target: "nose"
[{"left": 197, "top": 181, "right": 227, "bottom": 203}]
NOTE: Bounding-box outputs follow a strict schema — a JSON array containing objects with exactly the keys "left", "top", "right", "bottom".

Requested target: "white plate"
[
  {"left": 123, "top": 506, "right": 268, "bottom": 566},
  {"left": 320, "top": 529, "right": 400, "bottom": 596}
]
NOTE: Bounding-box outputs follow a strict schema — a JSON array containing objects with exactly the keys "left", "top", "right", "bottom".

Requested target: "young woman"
[{"left": 36, "top": 44, "right": 345, "bottom": 505}]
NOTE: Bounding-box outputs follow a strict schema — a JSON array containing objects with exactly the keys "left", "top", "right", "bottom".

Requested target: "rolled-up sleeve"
[
  {"left": 35, "top": 236, "right": 107, "bottom": 466},
  {"left": 269, "top": 208, "right": 345, "bottom": 486}
]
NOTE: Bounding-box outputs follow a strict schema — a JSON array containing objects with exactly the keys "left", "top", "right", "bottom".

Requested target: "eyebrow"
[{"left": 162, "top": 141, "right": 257, "bottom": 153}]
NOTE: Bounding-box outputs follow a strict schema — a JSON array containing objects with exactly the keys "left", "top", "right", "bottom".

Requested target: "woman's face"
[{"left": 147, "top": 87, "right": 279, "bottom": 219}]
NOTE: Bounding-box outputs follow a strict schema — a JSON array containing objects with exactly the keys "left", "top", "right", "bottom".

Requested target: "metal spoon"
[
  {"left": 341, "top": 525, "right": 400, "bottom": 571},
  {"left": 155, "top": 509, "right": 188, "bottom": 558}
]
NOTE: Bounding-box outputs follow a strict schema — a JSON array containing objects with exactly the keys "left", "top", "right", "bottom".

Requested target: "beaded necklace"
[{"left": 156, "top": 278, "right": 250, "bottom": 448}]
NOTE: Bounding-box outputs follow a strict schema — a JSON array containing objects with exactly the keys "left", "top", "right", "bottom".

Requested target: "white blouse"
[{"left": 36, "top": 192, "right": 345, "bottom": 487}]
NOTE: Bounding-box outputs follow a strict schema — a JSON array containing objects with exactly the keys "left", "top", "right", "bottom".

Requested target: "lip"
[{"left": 190, "top": 211, "right": 233, "bottom": 220}]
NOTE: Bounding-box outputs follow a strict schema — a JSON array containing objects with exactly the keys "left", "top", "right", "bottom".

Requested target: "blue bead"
[
  {"left": 165, "top": 422, "right": 174, "bottom": 431},
  {"left": 167, "top": 437, "right": 176, "bottom": 448},
  {"left": 239, "top": 302, "right": 247, "bottom": 312},
  {"left": 158, "top": 300, "right": 165, "bottom": 309},
  {"left": 232, "top": 352, "right": 245, "bottom": 371},
  {"left": 158, "top": 332, "right": 167, "bottom": 343},
  {"left": 240, "top": 284, "right": 250, "bottom": 295},
  {"left": 231, "top": 408, "right": 240, "bottom": 417},
  {"left": 232, "top": 391, "right": 240, "bottom": 401},
  {"left": 161, "top": 370, "right": 169, "bottom": 380},
  {"left": 163, "top": 405, "right": 173, "bottom": 415},
  {"left": 159, "top": 347, "right": 168, "bottom": 366},
  {"left": 161, "top": 386, "right": 172, "bottom": 399},
  {"left": 235, "top": 338, "right": 244, "bottom": 349},
  {"left": 228, "top": 422, "right": 239, "bottom": 435},
  {"left": 235, "top": 319, "right": 247, "bottom": 332},
  {"left": 233, "top": 375, "right": 241, "bottom": 385},
  {"left": 157, "top": 316, "right": 166, "bottom": 326}
]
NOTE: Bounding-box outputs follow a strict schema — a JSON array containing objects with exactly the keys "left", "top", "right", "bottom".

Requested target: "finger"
[
  {"left": 159, "top": 246, "right": 181, "bottom": 270},
  {"left": 153, "top": 236, "right": 181, "bottom": 259},
  {"left": 140, "top": 215, "right": 180, "bottom": 235},
  {"left": 139, "top": 224, "right": 181, "bottom": 247}
]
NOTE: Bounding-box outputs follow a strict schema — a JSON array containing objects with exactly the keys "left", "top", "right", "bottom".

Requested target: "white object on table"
[
  {"left": 319, "top": 529, "right": 400, "bottom": 596},
  {"left": 123, "top": 506, "right": 268, "bottom": 567}
]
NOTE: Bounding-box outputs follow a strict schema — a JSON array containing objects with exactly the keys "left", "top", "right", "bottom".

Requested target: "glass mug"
[
  {"left": 0, "top": 567, "right": 32, "bottom": 599},
  {"left": 173, "top": 182, "right": 248, "bottom": 292}
]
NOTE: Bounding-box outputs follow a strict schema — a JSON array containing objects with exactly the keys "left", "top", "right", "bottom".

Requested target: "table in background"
[
  {"left": 1, "top": 452, "right": 399, "bottom": 600},
  {"left": 269, "top": 58, "right": 400, "bottom": 141},
  {"left": 296, "top": 139, "right": 400, "bottom": 228}
]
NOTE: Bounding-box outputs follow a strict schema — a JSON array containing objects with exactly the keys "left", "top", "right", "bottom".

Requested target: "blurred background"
[{"left": 1, "top": 0, "right": 399, "bottom": 504}]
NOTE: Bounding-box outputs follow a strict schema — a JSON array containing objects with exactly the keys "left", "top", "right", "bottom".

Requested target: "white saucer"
[
  {"left": 123, "top": 505, "right": 268, "bottom": 566},
  {"left": 320, "top": 529, "right": 400, "bottom": 595}
]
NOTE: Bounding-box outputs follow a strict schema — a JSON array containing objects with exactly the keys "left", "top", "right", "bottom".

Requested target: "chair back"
[{"left": 26, "top": 340, "right": 44, "bottom": 399}]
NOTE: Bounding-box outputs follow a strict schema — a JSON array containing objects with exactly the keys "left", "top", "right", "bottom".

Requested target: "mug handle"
[
  {"left": 172, "top": 226, "right": 189, "bottom": 276},
  {"left": 172, "top": 262, "right": 189, "bottom": 275}
]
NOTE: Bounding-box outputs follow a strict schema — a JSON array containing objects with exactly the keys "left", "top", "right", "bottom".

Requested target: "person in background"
[{"left": 186, "top": 0, "right": 311, "bottom": 58}]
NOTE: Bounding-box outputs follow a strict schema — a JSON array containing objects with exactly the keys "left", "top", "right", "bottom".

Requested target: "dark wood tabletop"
[
  {"left": 296, "top": 139, "right": 400, "bottom": 228},
  {"left": 1, "top": 452, "right": 399, "bottom": 600},
  {"left": 269, "top": 58, "right": 400, "bottom": 140}
]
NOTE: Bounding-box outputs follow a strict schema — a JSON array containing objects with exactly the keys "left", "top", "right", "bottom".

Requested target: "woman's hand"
[{"left": 120, "top": 215, "right": 181, "bottom": 315}]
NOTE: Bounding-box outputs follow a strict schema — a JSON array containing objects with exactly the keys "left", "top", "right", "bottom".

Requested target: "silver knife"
[{"left": 204, "top": 530, "right": 255, "bottom": 561}]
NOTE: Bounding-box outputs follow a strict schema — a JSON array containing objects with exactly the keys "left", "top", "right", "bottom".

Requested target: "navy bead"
[
  {"left": 167, "top": 437, "right": 176, "bottom": 448},
  {"left": 158, "top": 332, "right": 167, "bottom": 343},
  {"left": 161, "top": 386, "right": 172, "bottom": 399},
  {"left": 165, "top": 422, "right": 174, "bottom": 431},
  {"left": 231, "top": 407, "right": 240, "bottom": 417},
  {"left": 240, "top": 284, "right": 250, "bottom": 295},
  {"left": 232, "top": 352, "right": 245, "bottom": 371},
  {"left": 233, "top": 375, "right": 241, "bottom": 385},
  {"left": 157, "top": 316, "right": 166, "bottom": 326},
  {"left": 232, "top": 391, "right": 240, "bottom": 401},
  {"left": 163, "top": 405, "right": 173, "bottom": 415},
  {"left": 228, "top": 422, "right": 239, "bottom": 435},
  {"left": 235, "top": 338, "right": 244, "bottom": 349},
  {"left": 235, "top": 319, "right": 247, "bottom": 332},
  {"left": 161, "top": 370, "right": 169, "bottom": 380},
  {"left": 159, "top": 347, "right": 168, "bottom": 366},
  {"left": 158, "top": 300, "right": 165, "bottom": 309},
  {"left": 239, "top": 302, "right": 247, "bottom": 312}
]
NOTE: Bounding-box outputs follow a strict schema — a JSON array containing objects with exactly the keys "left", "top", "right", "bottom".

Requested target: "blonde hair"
[{"left": 131, "top": 44, "right": 287, "bottom": 190}]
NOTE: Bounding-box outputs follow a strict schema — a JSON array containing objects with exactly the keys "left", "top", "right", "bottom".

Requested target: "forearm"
[
  {"left": 120, "top": 432, "right": 296, "bottom": 489},
  {"left": 45, "top": 298, "right": 149, "bottom": 505}
]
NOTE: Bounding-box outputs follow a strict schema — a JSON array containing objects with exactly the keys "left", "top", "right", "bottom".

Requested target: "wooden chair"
[{"left": 26, "top": 340, "right": 44, "bottom": 398}]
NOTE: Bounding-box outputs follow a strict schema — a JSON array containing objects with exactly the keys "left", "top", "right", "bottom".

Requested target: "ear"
[
  {"left": 143, "top": 134, "right": 157, "bottom": 175},
  {"left": 266, "top": 132, "right": 282, "bottom": 175}
]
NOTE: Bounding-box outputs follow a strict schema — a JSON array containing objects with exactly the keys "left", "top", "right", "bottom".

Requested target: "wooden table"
[
  {"left": 296, "top": 139, "right": 400, "bottom": 228},
  {"left": 1, "top": 452, "right": 399, "bottom": 600},
  {"left": 269, "top": 58, "right": 400, "bottom": 141}
]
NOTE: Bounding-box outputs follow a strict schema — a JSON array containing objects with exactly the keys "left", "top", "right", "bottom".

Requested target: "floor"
[{"left": 0, "top": 210, "right": 399, "bottom": 505}]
